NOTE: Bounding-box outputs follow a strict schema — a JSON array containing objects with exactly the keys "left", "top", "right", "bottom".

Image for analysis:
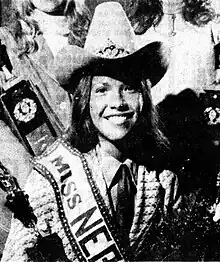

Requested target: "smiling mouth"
[{"left": 106, "top": 113, "right": 133, "bottom": 124}]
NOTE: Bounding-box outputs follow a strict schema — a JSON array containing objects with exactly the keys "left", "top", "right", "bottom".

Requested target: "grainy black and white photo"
[{"left": 0, "top": 0, "right": 220, "bottom": 261}]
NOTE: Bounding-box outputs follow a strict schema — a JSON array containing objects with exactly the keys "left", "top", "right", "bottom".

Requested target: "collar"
[{"left": 96, "top": 145, "right": 137, "bottom": 188}]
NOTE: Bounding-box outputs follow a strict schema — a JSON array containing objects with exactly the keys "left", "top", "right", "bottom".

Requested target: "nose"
[{"left": 109, "top": 90, "right": 127, "bottom": 109}]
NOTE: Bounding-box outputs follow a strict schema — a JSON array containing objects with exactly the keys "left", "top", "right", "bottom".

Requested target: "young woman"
[
  {"left": 0, "top": 0, "right": 90, "bottom": 256},
  {"left": 1, "top": 3, "right": 182, "bottom": 261}
]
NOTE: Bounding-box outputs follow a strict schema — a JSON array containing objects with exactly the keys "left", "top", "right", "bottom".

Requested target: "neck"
[
  {"left": 98, "top": 136, "right": 124, "bottom": 161},
  {"left": 31, "top": 8, "right": 69, "bottom": 36},
  {"left": 163, "top": 0, "right": 184, "bottom": 15},
  {"left": 154, "top": 2, "right": 186, "bottom": 36}
]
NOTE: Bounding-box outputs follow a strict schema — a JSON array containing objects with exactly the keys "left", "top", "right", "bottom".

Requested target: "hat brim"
[{"left": 53, "top": 41, "right": 170, "bottom": 93}]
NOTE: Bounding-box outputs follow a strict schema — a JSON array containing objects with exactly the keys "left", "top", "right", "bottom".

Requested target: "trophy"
[{"left": 0, "top": 41, "right": 59, "bottom": 156}]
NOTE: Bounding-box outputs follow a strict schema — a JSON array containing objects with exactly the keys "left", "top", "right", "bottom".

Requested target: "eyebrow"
[
  {"left": 92, "top": 79, "right": 131, "bottom": 89},
  {"left": 93, "top": 81, "right": 110, "bottom": 87}
]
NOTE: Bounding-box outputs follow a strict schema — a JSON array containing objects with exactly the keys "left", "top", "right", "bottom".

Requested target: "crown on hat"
[
  {"left": 95, "top": 38, "right": 130, "bottom": 58},
  {"left": 84, "top": 2, "right": 136, "bottom": 58}
]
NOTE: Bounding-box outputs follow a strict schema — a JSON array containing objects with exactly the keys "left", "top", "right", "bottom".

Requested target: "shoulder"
[
  {"left": 31, "top": 139, "right": 85, "bottom": 181},
  {"left": 33, "top": 138, "right": 82, "bottom": 162},
  {"left": 25, "top": 141, "right": 64, "bottom": 211}
]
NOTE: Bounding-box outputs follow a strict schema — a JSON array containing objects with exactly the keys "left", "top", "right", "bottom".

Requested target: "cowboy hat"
[{"left": 53, "top": 2, "right": 170, "bottom": 92}]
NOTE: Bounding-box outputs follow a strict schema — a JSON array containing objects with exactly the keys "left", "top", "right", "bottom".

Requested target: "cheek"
[
  {"left": 89, "top": 96, "right": 102, "bottom": 122},
  {"left": 89, "top": 101, "right": 96, "bottom": 122}
]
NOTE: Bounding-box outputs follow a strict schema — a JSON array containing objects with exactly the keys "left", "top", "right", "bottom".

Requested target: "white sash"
[{"left": 33, "top": 139, "right": 128, "bottom": 262}]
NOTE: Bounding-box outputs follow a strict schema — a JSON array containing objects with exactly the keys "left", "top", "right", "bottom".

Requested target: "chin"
[
  {"left": 105, "top": 133, "right": 129, "bottom": 142},
  {"left": 96, "top": 121, "right": 135, "bottom": 142}
]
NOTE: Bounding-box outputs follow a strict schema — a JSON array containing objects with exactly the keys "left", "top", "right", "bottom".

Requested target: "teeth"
[{"left": 108, "top": 116, "right": 127, "bottom": 124}]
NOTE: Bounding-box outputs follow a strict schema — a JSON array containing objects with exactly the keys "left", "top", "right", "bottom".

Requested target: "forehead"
[{"left": 92, "top": 76, "right": 125, "bottom": 87}]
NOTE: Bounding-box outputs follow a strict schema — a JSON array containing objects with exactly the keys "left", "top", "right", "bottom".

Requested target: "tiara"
[{"left": 96, "top": 39, "right": 130, "bottom": 58}]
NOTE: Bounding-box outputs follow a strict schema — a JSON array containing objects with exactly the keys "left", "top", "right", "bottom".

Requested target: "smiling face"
[{"left": 90, "top": 76, "right": 144, "bottom": 143}]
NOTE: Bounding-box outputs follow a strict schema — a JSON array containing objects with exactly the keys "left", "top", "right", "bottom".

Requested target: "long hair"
[
  {"left": 8, "top": 0, "right": 91, "bottom": 55},
  {"left": 182, "top": 0, "right": 215, "bottom": 26},
  {"left": 65, "top": 75, "right": 169, "bottom": 168},
  {"left": 128, "top": 0, "right": 215, "bottom": 35},
  {"left": 128, "top": 0, "right": 163, "bottom": 35}
]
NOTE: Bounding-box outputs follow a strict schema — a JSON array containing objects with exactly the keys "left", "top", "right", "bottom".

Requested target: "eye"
[
  {"left": 93, "top": 84, "right": 108, "bottom": 94},
  {"left": 123, "top": 84, "right": 138, "bottom": 93}
]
